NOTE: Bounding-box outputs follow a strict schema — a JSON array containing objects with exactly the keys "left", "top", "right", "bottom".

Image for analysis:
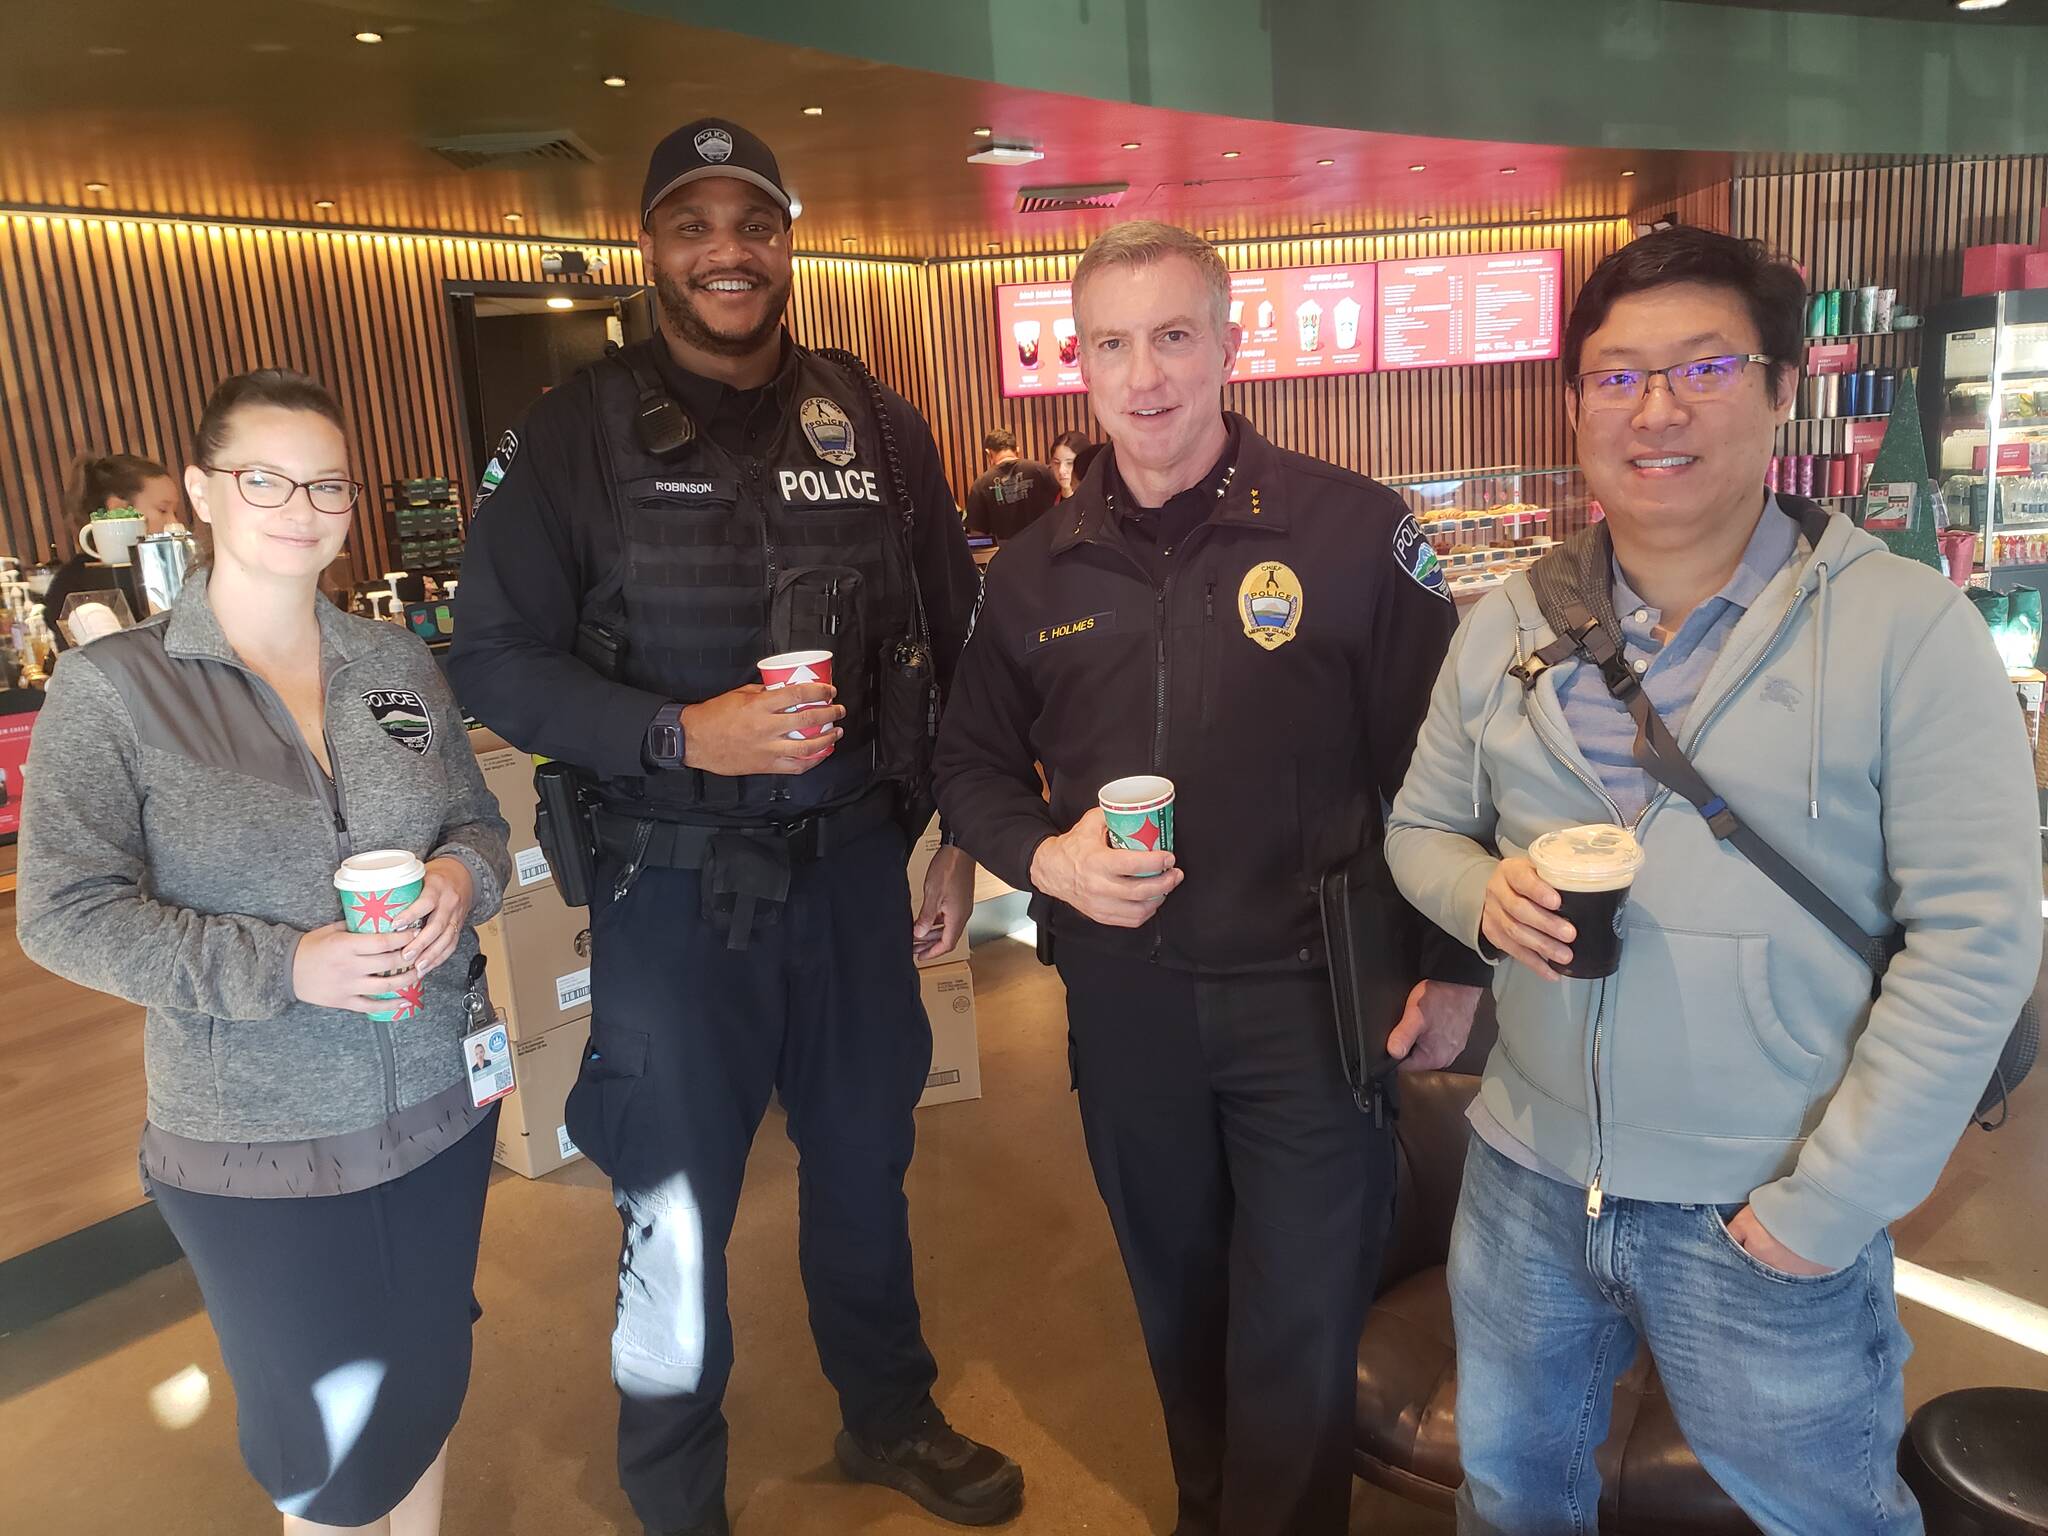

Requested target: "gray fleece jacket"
[
  {"left": 16, "top": 573, "right": 511, "bottom": 1142},
  {"left": 1387, "top": 509, "right": 2040, "bottom": 1269}
]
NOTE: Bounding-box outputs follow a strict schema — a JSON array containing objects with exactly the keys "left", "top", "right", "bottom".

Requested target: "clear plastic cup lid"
[{"left": 1528, "top": 825, "right": 1643, "bottom": 891}]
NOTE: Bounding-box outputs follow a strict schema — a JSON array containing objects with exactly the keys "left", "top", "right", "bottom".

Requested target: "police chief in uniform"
[
  {"left": 932, "top": 222, "right": 1488, "bottom": 1536},
  {"left": 448, "top": 120, "right": 1022, "bottom": 1536}
]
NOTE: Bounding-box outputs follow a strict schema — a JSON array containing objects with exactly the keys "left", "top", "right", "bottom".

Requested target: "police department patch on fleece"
[
  {"left": 1393, "top": 513, "right": 1448, "bottom": 600},
  {"left": 363, "top": 689, "right": 434, "bottom": 754},
  {"left": 475, "top": 428, "right": 518, "bottom": 507}
]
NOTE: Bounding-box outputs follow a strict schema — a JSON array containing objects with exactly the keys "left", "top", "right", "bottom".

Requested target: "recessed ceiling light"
[
  {"left": 1311, "top": 222, "right": 1327, "bottom": 232},
  {"left": 313, "top": 199, "right": 336, "bottom": 210},
  {"left": 842, "top": 237, "right": 857, "bottom": 247},
  {"left": 1204, "top": 228, "right": 1221, "bottom": 238},
  {"left": 83, "top": 182, "right": 109, "bottom": 194},
  {"left": 602, "top": 75, "right": 626, "bottom": 88},
  {"left": 1418, "top": 215, "right": 1435, "bottom": 226},
  {"left": 1528, "top": 209, "right": 1542, "bottom": 217},
  {"left": 1409, "top": 163, "right": 1427, "bottom": 173},
  {"left": 972, "top": 126, "right": 994, "bottom": 138},
  {"left": 986, "top": 242, "right": 1001, "bottom": 253},
  {"left": 354, "top": 30, "right": 383, "bottom": 44},
  {"left": 1316, "top": 158, "right": 1335, "bottom": 167},
  {"left": 502, "top": 211, "right": 523, "bottom": 223},
  {"left": 1954, "top": 0, "right": 2009, "bottom": 10},
  {"left": 1121, "top": 141, "right": 1141, "bottom": 151},
  {"left": 1499, "top": 166, "right": 1518, "bottom": 175},
  {"left": 802, "top": 105, "right": 824, "bottom": 116},
  {"left": 1620, "top": 169, "right": 1637, "bottom": 178},
  {"left": 1221, "top": 150, "right": 1241, "bottom": 160},
  {"left": 546, "top": 296, "right": 575, "bottom": 310}
]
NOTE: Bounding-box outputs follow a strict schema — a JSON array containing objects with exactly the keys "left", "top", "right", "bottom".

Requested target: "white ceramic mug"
[{"left": 80, "top": 516, "right": 146, "bottom": 566}]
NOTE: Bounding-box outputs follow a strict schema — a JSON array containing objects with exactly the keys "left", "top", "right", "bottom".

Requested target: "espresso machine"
[{"left": 133, "top": 528, "right": 197, "bottom": 615}]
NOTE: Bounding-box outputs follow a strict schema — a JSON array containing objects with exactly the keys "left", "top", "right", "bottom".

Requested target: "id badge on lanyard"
[{"left": 458, "top": 954, "right": 514, "bottom": 1108}]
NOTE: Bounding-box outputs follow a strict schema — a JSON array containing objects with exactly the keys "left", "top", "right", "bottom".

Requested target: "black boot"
[{"left": 835, "top": 1405, "right": 1024, "bottom": 1526}]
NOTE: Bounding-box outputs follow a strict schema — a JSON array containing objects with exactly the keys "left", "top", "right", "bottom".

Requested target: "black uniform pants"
[
  {"left": 564, "top": 822, "right": 939, "bottom": 1534},
  {"left": 1055, "top": 942, "right": 1395, "bottom": 1536}
]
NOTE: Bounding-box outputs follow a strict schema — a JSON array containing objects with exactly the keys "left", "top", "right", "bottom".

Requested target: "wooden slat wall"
[
  {"left": 6, "top": 162, "right": 2045, "bottom": 584},
  {"left": 915, "top": 222, "right": 1633, "bottom": 499},
  {"left": 0, "top": 214, "right": 659, "bottom": 583},
  {"left": 0, "top": 214, "right": 932, "bottom": 584}
]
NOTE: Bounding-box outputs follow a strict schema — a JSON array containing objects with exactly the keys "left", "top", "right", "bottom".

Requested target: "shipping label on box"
[
  {"left": 918, "top": 960, "right": 981, "bottom": 1108},
  {"left": 475, "top": 881, "right": 594, "bottom": 1043},
  {"left": 493, "top": 1013, "right": 590, "bottom": 1179},
  {"left": 470, "top": 728, "right": 550, "bottom": 892}
]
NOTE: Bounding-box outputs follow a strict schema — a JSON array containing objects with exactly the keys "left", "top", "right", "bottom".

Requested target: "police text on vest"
[{"left": 779, "top": 468, "right": 882, "bottom": 505}]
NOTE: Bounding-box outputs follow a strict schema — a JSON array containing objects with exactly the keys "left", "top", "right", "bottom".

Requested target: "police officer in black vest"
[{"left": 448, "top": 120, "right": 1020, "bottom": 1536}]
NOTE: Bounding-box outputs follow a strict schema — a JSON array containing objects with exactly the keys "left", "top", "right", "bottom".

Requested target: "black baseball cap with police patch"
[{"left": 640, "top": 118, "right": 799, "bottom": 227}]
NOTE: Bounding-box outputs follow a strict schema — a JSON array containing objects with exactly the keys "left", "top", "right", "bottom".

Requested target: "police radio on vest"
[{"left": 780, "top": 467, "right": 882, "bottom": 505}]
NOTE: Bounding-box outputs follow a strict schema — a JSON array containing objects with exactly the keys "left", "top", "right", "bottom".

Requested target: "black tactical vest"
[{"left": 589, "top": 341, "right": 916, "bottom": 823}]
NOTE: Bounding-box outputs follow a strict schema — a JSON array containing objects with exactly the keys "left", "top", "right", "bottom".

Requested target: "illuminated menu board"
[
  {"left": 995, "top": 249, "right": 1558, "bottom": 395},
  {"left": 995, "top": 263, "right": 1376, "bottom": 398},
  {"left": 1376, "top": 250, "right": 1563, "bottom": 370}
]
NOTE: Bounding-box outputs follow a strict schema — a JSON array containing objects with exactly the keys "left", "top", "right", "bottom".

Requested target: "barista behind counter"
[{"left": 41, "top": 453, "right": 186, "bottom": 650}]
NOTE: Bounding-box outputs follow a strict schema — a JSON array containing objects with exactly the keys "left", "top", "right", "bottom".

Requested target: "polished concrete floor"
[{"left": 4, "top": 936, "right": 2045, "bottom": 1535}]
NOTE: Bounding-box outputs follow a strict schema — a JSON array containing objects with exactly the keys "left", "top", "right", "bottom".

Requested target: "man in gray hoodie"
[{"left": 1386, "top": 227, "right": 2039, "bottom": 1532}]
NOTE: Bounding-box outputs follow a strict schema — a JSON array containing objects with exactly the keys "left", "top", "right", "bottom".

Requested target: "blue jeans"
[{"left": 1448, "top": 1134, "right": 1920, "bottom": 1535}]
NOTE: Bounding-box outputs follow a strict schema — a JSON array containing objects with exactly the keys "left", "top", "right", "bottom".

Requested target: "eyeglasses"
[
  {"left": 1572, "top": 354, "right": 1775, "bottom": 412},
  {"left": 201, "top": 465, "right": 363, "bottom": 515}
]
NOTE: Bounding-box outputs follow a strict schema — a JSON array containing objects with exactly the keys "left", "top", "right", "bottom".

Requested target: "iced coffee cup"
[
  {"left": 759, "top": 649, "right": 835, "bottom": 741},
  {"left": 1334, "top": 296, "right": 1361, "bottom": 351},
  {"left": 1527, "top": 825, "right": 1644, "bottom": 979},
  {"left": 1099, "top": 775, "right": 1175, "bottom": 876},
  {"left": 1257, "top": 300, "right": 1275, "bottom": 332},
  {"left": 1297, "top": 299, "right": 1323, "bottom": 352},
  {"left": 1054, "top": 317, "right": 1079, "bottom": 366},
  {"left": 1014, "top": 320, "right": 1042, "bottom": 369},
  {"left": 334, "top": 850, "right": 427, "bottom": 1023}
]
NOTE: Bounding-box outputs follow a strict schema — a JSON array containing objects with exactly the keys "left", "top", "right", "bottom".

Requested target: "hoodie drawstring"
[{"left": 1809, "top": 561, "right": 1830, "bottom": 820}]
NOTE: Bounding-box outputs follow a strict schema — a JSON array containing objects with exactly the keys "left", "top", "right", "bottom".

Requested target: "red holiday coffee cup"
[{"left": 758, "top": 650, "right": 835, "bottom": 742}]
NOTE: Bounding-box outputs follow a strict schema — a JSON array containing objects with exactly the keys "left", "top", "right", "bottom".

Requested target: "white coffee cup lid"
[
  {"left": 1529, "top": 825, "right": 1643, "bottom": 891},
  {"left": 1099, "top": 774, "right": 1175, "bottom": 810},
  {"left": 334, "top": 849, "right": 427, "bottom": 891}
]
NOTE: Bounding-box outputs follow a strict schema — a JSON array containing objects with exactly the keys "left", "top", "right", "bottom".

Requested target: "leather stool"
[{"left": 1901, "top": 1388, "right": 2048, "bottom": 1534}]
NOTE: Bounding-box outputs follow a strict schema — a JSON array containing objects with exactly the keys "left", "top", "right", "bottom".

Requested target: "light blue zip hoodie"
[{"left": 1387, "top": 507, "right": 2040, "bottom": 1269}]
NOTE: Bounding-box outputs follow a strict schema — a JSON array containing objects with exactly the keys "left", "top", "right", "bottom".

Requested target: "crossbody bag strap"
[{"left": 1521, "top": 525, "right": 1883, "bottom": 970}]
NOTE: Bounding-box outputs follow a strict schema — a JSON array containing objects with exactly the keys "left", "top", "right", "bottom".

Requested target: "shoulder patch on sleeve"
[
  {"left": 1393, "top": 512, "right": 1449, "bottom": 601},
  {"left": 474, "top": 428, "right": 518, "bottom": 508}
]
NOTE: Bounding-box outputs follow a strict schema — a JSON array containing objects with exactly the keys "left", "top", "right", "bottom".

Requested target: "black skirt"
[{"left": 149, "top": 1109, "right": 496, "bottom": 1526}]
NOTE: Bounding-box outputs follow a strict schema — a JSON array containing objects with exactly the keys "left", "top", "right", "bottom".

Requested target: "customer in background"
[
  {"left": 1050, "top": 429, "right": 1093, "bottom": 500},
  {"left": 1386, "top": 227, "right": 2040, "bottom": 1533},
  {"left": 40, "top": 452, "right": 180, "bottom": 650},
  {"left": 964, "top": 426, "right": 1060, "bottom": 542},
  {"left": 935, "top": 220, "right": 1487, "bottom": 1536},
  {"left": 17, "top": 369, "right": 511, "bottom": 1536}
]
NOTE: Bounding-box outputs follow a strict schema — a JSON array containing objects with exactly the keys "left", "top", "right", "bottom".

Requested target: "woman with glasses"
[{"left": 16, "top": 369, "right": 511, "bottom": 1536}]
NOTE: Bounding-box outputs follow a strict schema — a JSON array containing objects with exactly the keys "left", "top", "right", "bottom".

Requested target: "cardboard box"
[
  {"left": 918, "top": 961, "right": 981, "bottom": 1108},
  {"left": 1963, "top": 244, "right": 2033, "bottom": 297},
  {"left": 470, "top": 727, "right": 554, "bottom": 893},
  {"left": 906, "top": 814, "right": 968, "bottom": 969},
  {"left": 493, "top": 1013, "right": 590, "bottom": 1178},
  {"left": 475, "top": 881, "right": 593, "bottom": 1043}
]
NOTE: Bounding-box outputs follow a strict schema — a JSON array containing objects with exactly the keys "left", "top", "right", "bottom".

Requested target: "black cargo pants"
[{"left": 564, "top": 821, "right": 940, "bottom": 1534}]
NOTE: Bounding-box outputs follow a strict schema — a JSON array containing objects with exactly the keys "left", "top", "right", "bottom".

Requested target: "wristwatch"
[{"left": 644, "top": 702, "right": 687, "bottom": 772}]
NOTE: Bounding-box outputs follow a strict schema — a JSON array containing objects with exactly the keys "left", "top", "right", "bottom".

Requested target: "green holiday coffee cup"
[
  {"left": 334, "top": 850, "right": 426, "bottom": 1023},
  {"left": 1099, "top": 775, "right": 1175, "bottom": 876}
]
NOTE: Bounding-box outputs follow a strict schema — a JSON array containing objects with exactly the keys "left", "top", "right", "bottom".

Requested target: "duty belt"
[{"left": 592, "top": 785, "right": 900, "bottom": 950}]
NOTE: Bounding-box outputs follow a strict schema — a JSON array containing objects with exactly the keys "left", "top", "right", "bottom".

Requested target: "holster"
[
  {"left": 701, "top": 832, "right": 792, "bottom": 951},
  {"left": 533, "top": 761, "right": 599, "bottom": 908}
]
